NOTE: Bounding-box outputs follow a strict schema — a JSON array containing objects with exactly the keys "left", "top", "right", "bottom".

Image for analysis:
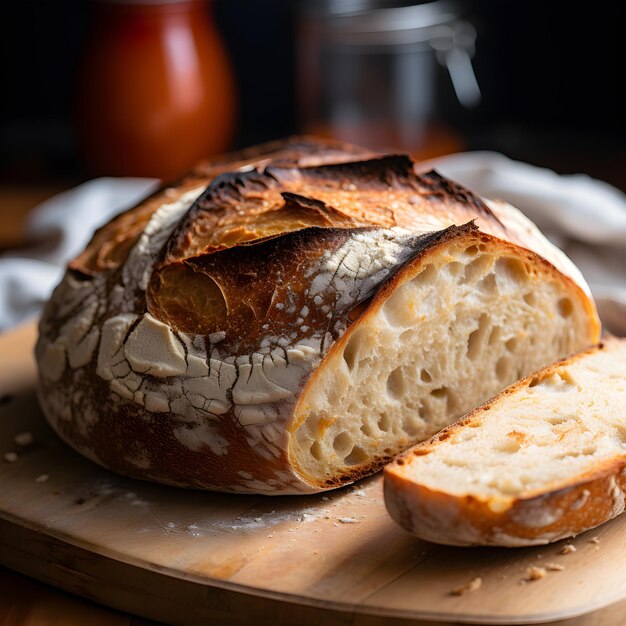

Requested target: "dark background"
[{"left": 1, "top": 0, "right": 624, "bottom": 189}]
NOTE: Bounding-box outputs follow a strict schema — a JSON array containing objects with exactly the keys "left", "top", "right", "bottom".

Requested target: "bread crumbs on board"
[
  {"left": 545, "top": 563, "right": 565, "bottom": 571},
  {"left": 14, "top": 431, "right": 34, "bottom": 446},
  {"left": 524, "top": 566, "right": 547, "bottom": 582},
  {"left": 560, "top": 544, "right": 576, "bottom": 554},
  {"left": 450, "top": 576, "right": 482, "bottom": 596}
]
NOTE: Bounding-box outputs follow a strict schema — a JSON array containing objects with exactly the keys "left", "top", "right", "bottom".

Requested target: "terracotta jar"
[{"left": 76, "top": 0, "right": 236, "bottom": 180}]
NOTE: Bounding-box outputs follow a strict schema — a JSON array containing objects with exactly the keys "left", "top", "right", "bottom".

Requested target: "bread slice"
[
  {"left": 36, "top": 137, "right": 600, "bottom": 494},
  {"left": 384, "top": 338, "right": 626, "bottom": 546}
]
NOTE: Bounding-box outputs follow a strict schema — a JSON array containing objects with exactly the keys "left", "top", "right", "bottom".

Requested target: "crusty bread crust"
[
  {"left": 384, "top": 340, "right": 626, "bottom": 546},
  {"left": 70, "top": 136, "right": 376, "bottom": 276},
  {"left": 36, "top": 137, "right": 601, "bottom": 494}
]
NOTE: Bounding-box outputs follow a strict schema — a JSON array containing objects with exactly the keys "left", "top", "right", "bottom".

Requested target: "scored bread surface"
[
  {"left": 35, "top": 136, "right": 600, "bottom": 494},
  {"left": 384, "top": 338, "right": 626, "bottom": 546}
]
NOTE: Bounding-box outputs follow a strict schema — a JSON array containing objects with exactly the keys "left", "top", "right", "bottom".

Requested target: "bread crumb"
[
  {"left": 545, "top": 563, "right": 565, "bottom": 571},
  {"left": 321, "top": 496, "right": 329, "bottom": 501},
  {"left": 338, "top": 517, "right": 359, "bottom": 524},
  {"left": 450, "top": 576, "right": 482, "bottom": 596},
  {"left": 560, "top": 544, "right": 576, "bottom": 554},
  {"left": 588, "top": 536, "right": 600, "bottom": 544},
  {"left": 35, "top": 474, "right": 49, "bottom": 483},
  {"left": 3, "top": 452, "right": 17, "bottom": 463},
  {"left": 525, "top": 566, "right": 547, "bottom": 581},
  {"left": 14, "top": 431, "right": 34, "bottom": 446}
]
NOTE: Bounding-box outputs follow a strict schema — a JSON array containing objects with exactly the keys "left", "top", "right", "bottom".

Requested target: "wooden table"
[{"left": 0, "top": 567, "right": 162, "bottom": 626}]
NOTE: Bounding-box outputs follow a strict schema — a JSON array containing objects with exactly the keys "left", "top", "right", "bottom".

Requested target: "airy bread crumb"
[
  {"left": 14, "top": 431, "right": 34, "bottom": 446},
  {"left": 3, "top": 452, "right": 17, "bottom": 463},
  {"left": 525, "top": 566, "right": 547, "bottom": 581},
  {"left": 587, "top": 536, "right": 600, "bottom": 544},
  {"left": 545, "top": 563, "right": 565, "bottom": 571},
  {"left": 560, "top": 544, "right": 576, "bottom": 554},
  {"left": 450, "top": 576, "right": 482, "bottom": 596}
]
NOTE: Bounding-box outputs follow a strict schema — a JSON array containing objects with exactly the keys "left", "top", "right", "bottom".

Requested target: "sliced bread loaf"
[
  {"left": 384, "top": 338, "right": 626, "bottom": 546},
  {"left": 36, "top": 137, "right": 600, "bottom": 494}
]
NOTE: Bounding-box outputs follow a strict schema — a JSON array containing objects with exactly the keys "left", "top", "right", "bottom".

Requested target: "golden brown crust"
[
  {"left": 161, "top": 155, "right": 510, "bottom": 269},
  {"left": 149, "top": 155, "right": 516, "bottom": 343},
  {"left": 384, "top": 341, "right": 623, "bottom": 546},
  {"left": 148, "top": 226, "right": 384, "bottom": 343},
  {"left": 191, "top": 134, "right": 377, "bottom": 176},
  {"left": 384, "top": 463, "right": 626, "bottom": 547},
  {"left": 71, "top": 136, "right": 375, "bottom": 276}
]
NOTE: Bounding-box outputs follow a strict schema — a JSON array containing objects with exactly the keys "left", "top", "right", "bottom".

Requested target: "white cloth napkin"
[
  {"left": 0, "top": 178, "right": 159, "bottom": 331},
  {"left": 1, "top": 152, "right": 624, "bottom": 335}
]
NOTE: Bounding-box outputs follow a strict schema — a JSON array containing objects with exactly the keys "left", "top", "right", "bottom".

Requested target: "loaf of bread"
[
  {"left": 35, "top": 136, "right": 600, "bottom": 494},
  {"left": 384, "top": 338, "right": 626, "bottom": 546}
]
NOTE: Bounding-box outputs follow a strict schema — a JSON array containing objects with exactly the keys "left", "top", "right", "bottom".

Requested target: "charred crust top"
[{"left": 68, "top": 142, "right": 513, "bottom": 356}]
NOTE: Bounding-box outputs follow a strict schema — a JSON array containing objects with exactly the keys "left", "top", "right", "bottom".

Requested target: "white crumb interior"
[
  {"left": 290, "top": 238, "right": 593, "bottom": 485},
  {"left": 395, "top": 343, "right": 626, "bottom": 498}
]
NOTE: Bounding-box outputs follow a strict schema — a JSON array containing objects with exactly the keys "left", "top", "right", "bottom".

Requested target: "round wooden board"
[{"left": 2, "top": 322, "right": 626, "bottom": 626}]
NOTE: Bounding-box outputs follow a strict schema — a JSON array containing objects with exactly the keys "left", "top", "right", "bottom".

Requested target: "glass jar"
[
  {"left": 296, "top": 0, "right": 480, "bottom": 159},
  {"left": 75, "top": 0, "right": 236, "bottom": 180}
]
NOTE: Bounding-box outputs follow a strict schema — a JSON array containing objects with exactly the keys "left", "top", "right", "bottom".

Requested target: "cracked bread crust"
[
  {"left": 70, "top": 135, "right": 376, "bottom": 277},
  {"left": 36, "top": 137, "right": 600, "bottom": 494},
  {"left": 384, "top": 339, "right": 626, "bottom": 546}
]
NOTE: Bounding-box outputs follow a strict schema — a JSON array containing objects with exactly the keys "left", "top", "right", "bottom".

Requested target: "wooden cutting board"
[{"left": 2, "top": 322, "right": 626, "bottom": 626}]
